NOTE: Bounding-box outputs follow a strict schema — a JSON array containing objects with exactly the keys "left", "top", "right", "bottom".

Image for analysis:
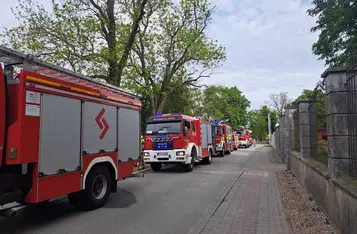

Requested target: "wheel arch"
[
  {"left": 185, "top": 143, "right": 197, "bottom": 156},
  {"left": 82, "top": 157, "right": 118, "bottom": 190}
]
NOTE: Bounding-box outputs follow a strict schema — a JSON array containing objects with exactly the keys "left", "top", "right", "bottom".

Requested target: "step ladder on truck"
[
  {"left": 0, "top": 46, "right": 142, "bottom": 215},
  {"left": 142, "top": 114, "right": 216, "bottom": 172}
]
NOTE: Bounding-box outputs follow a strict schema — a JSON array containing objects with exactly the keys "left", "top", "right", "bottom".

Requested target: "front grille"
[
  {"left": 152, "top": 141, "right": 174, "bottom": 150},
  {"left": 157, "top": 158, "right": 169, "bottom": 161}
]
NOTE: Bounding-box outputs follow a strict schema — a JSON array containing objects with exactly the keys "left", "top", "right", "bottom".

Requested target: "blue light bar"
[
  {"left": 213, "top": 120, "right": 219, "bottom": 124},
  {"left": 153, "top": 114, "right": 163, "bottom": 117}
]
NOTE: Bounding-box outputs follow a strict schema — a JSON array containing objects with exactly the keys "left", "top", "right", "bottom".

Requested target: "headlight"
[
  {"left": 176, "top": 151, "right": 185, "bottom": 156},
  {"left": 161, "top": 135, "right": 166, "bottom": 140},
  {"left": 166, "top": 135, "right": 170, "bottom": 140},
  {"left": 142, "top": 152, "right": 150, "bottom": 156},
  {"left": 152, "top": 136, "right": 157, "bottom": 141}
]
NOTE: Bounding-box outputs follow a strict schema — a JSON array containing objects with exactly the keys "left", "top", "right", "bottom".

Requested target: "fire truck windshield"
[
  {"left": 146, "top": 121, "right": 181, "bottom": 135},
  {"left": 237, "top": 130, "right": 245, "bottom": 136}
]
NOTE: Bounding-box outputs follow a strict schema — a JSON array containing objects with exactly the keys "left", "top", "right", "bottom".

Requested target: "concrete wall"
[{"left": 290, "top": 151, "right": 357, "bottom": 234}]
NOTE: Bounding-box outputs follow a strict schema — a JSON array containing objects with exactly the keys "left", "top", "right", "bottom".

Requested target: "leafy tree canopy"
[
  {"left": 123, "top": 0, "right": 226, "bottom": 114},
  {"left": 308, "top": 0, "right": 357, "bottom": 66},
  {"left": 2, "top": 0, "right": 150, "bottom": 86},
  {"left": 247, "top": 106, "right": 277, "bottom": 141},
  {"left": 200, "top": 85, "right": 250, "bottom": 129}
]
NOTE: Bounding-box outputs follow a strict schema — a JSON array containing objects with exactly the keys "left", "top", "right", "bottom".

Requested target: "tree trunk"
[
  {"left": 116, "top": 0, "right": 149, "bottom": 86},
  {"left": 156, "top": 95, "right": 168, "bottom": 114},
  {"left": 106, "top": 0, "right": 119, "bottom": 84}
]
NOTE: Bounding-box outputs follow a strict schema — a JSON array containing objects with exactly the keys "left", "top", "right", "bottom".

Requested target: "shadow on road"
[
  {"left": 105, "top": 188, "right": 137, "bottom": 208},
  {"left": 0, "top": 187, "right": 138, "bottom": 233},
  {"left": 0, "top": 199, "right": 79, "bottom": 233}
]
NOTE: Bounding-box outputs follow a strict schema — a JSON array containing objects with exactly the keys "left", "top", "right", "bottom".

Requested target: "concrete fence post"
[
  {"left": 279, "top": 115, "right": 285, "bottom": 161},
  {"left": 285, "top": 107, "right": 296, "bottom": 170},
  {"left": 299, "top": 99, "right": 312, "bottom": 159},
  {"left": 282, "top": 114, "right": 290, "bottom": 163},
  {"left": 322, "top": 68, "right": 349, "bottom": 178}
]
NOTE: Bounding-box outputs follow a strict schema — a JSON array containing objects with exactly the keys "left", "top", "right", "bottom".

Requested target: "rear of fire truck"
[
  {"left": 142, "top": 114, "right": 213, "bottom": 172},
  {"left": 0, "top": 46, "right": 142, "bottom": 215}
]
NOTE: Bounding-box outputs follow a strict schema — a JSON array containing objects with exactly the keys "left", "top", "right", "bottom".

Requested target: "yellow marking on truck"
[
  {"left": 71, "top": 87, "right": 101, "bottom": 97},
  {"left": 27, "top": 76, "right": 61, "bottom": 87}
]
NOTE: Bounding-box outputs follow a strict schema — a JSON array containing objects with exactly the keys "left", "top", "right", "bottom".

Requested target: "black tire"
[
  {"left": 68, "top": 165, "right": 112, "bottom": 211},
  {"left": 203, "top": 149, "right": 213, "bottom": 165},
  {"left": 226, "top": 147, "right": 231, "bottom": 155},
  {"left": 150, "top": 163, "right": 162, "bottom": 171},
  {"left": 220, "top": 147, "right": 225, "bottom": 157},
  {"left": 185, "top": 149, "right": 195, "bottom": 172}
]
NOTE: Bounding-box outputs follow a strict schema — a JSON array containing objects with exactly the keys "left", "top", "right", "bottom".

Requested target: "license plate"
[{"left": 157, "top": 152, "right": 168, "bottom": 156}]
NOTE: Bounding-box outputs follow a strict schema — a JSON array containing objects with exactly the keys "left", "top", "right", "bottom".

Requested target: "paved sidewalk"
[{"left": 200, "top": 147, "right": 290, "bottom": 234}]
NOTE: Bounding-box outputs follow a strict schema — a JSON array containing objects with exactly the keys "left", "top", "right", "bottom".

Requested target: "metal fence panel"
[{"left": 347, "top": 64, "right": 357, "bottom": 177}]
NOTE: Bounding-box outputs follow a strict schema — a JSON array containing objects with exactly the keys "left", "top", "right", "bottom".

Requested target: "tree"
[
  {"left": 247, "top": 105, "right": 277, "bottom": 141},
  {"left": 267, "top": 92, "right": 292, "bottom": 118},
  {"left": 294, "top": 89, "right": 326, "bottom": 128},
  {"left": 2, "top": 0, "right": 149, "bottom": 86},
  {"left": 202, "top": 85, "right": 250, "bottom": 129},
  {"left": 123, "top": 0, "right": 226, "bottom": 114},
  {"left": 307, "top": 0, "right": 357, "bottom": 66}
]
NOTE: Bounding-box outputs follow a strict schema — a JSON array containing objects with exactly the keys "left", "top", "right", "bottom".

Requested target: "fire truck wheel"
[
  {"left": 220, "top": 147, "right": 225, "bottom": 157},
  {"left": 185, "top": 150, "right": 196, "bottom": 172},
  {"left": 68, "top": 165, "right": 112, "bottom": 211},
  {"left": 150, "top": 163, "right": 162, "bottom": 171},
  {"left": 203, "top": 149, "right": 212, "bottom": 165},
  {"left": 226, "top": 148, "right": 231, "bottom": 155}
]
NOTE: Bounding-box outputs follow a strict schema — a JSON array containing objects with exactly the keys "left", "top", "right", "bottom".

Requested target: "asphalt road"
[{"left": 1, "top": 146, "right": 260, "bottom": 234}]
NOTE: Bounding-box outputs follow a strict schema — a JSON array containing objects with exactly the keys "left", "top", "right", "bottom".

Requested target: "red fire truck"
[
  {"left": 236, "top": 128, "right": 250, "bottom": 148},
  {"left": 215, "top": 123, "right": 233, "bottom": 157},
  {"left": 0, "top": 46, "right": 141, "bottom": 214},
  {"left": 142, "top": 114, "right": 215, "bottom": 172},
  {"left": 248, "top": 130, "right": 253, "bottom": 146},
  {"left": 232, "top": 132, "right": 240, "bottom": 150}
]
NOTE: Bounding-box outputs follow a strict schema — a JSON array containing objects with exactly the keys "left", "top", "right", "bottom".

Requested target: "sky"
[{"left": 0, "top": 0, "right": 326, "bottom": 110}]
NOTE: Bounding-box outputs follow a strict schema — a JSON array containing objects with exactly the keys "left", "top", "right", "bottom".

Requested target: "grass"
[{"left": 264, "top": 144, "right": 273, "bottom": 147}]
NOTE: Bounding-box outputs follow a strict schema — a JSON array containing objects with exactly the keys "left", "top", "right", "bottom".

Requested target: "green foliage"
[
  {"left": 307, "top": 0, "right": 357, "bottom": 66},
  {"left": 201, "top": 86, "right": 250, "bottom": 129},
  {"left": 247, "top": 105, "right": 277, "bottom": 141},
  {"left": 2, "top": 0, "right": 148, "bottom": 85},
  {"left": 294, "top": 89, "right": 327, "bottom": 128},
  {"left": 123, "top": 0, "right": 226, "bottom": 114}
]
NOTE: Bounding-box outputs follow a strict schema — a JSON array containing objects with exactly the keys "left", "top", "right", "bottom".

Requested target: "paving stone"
[{"left": 200, "top": 148, "right": 290, "bottom": 234}]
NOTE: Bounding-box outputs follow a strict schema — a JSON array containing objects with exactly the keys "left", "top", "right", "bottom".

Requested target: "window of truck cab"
[
  {"left": 146, "top": 119, "right": 182, "bottom": 135},
  {"left": 191, "top": 121, "right": 195, "bottom": 132}
]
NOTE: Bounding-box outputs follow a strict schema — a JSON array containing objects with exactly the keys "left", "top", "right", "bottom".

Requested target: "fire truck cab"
[
  {"left": 142, "top": 114, "right": 214, "bottom": 172},
  {"left": 215, "top": 124, "right": 233, "bottom": 157},
  {"left": 0, "top": 46, "right": 141, "bottom": 212},
  {"left": 236, "top": 129, "right": 250, "bottom": 148}
]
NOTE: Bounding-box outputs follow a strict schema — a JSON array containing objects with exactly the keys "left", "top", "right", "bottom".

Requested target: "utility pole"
[{"left": 268, "top": 112, "right": 272, "bottom": 144}]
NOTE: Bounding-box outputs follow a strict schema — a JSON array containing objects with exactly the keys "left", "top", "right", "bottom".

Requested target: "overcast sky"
[{"left": 0, "top": 0, "right": 326, "bottom": 110}]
